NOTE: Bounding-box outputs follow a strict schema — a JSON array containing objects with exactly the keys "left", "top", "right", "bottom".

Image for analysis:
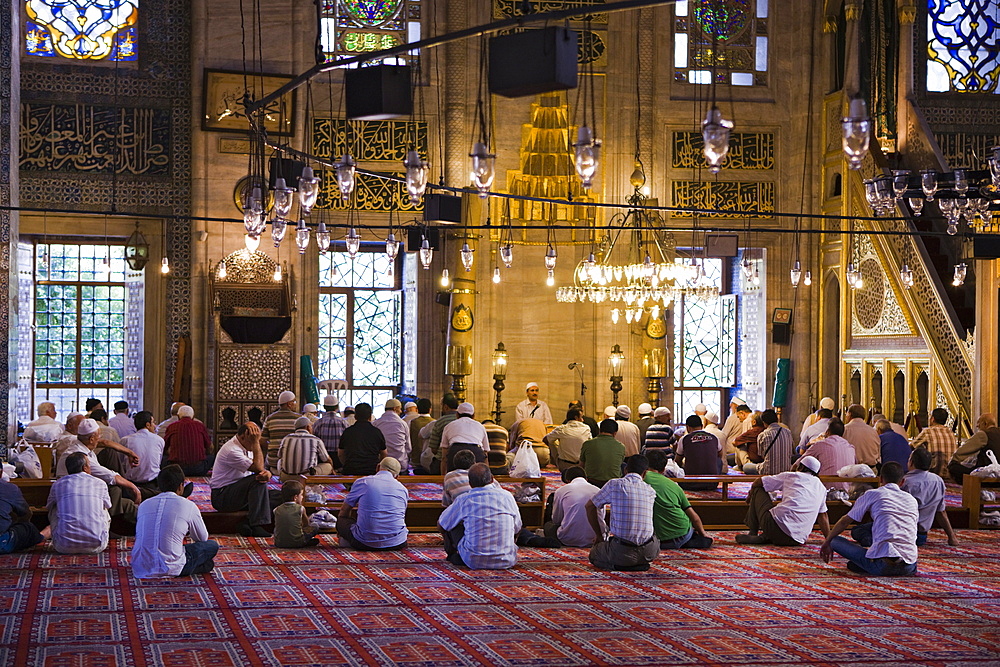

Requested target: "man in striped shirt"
[
  {"left": 48, "top": 452, "right": 112, "bottom": 554},
  {"left": 586, "top": 454, "right": 659, "bottom": 571},
  {"left": 908, "top": 408, "right": 957, "bottom": 477},
  {"left": 261, "top": 391, "right": 301, "bottom": 473},
  {"left": 277, "top": 416, "right": 333, "bottom": 481},
  {"left": 313, "top": 395, "right": 348, "bottom": 469},
  {"left": 438, "top": 463, "right": 521, "bottom": 569},
  {"left": 56, "top": 418, "right": 141, "bottom": 526},
  {"left": 442, "top": 449, "right": 477, "bottom": 507}
]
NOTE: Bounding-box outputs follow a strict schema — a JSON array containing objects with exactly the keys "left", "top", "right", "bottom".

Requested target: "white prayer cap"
[
  {"left": 404, "top": 401, "right": 417, "bottom": 410},
  {"left": 731, "top": 397, "right": 746, "bottom": 406},
  {"left": 819, "top": 397, "right": 835, "bottom": 410},
  {"left": 638, "top": 403, "right": 653, "bottom": 416},
  {"left": 615, "top": 405, "right": 631, "bottom": 419},
  {"left": 77, "top": 418, "right": 100, "bottom": 435},
  {"left": 303, "top": 403, "right": 317, "bottom": 413},
  {"left": 603, "top": 405, "right": 617, "bottom": 418},
  {"left": 457, "top": 402, "right": 475, "bottom": 416},
  {"left": 799, "top": 456, "right": 821, "bottom": 474},
  {"left": 705, "top": 412, "right": 719, "bottom": 424},
  {"left": 294, "top": 416, "right": 312, "bottom": 428},
  {"left": 694, "top": 403, "right": 708, "bottom": 414},
  {"left": 323, "top": 394, "right": 339, "bottom": 407},
  {"left": 654, "top": 407, "right": 671, "bottom": 418},
  {"left": 526, "top": 382, "right": 539, "bottom": 391},
  {"left": 278, "top": 390, "right": 296, "bottom": 404},
  {"left": 178, "top": 406, "right": 195, "bottom": 418}
]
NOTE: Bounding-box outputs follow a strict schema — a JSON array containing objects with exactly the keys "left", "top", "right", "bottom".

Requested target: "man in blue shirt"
[
  {"left": 438, "top": 463, "right": 522, "bottom": 569},
  {"left": 876, "top": 419, "right": 911, "bottom": 469},
  {"left": 337, "top": 457, "right": 409, "bottom": 550},
  {"left": 0, "top": 479, "right": 44, "bottom": 554}
]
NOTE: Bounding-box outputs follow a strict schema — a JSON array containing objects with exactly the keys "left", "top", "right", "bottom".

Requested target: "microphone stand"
[{"left": 575, "top": 365, "right": 586, "bottom": 412}]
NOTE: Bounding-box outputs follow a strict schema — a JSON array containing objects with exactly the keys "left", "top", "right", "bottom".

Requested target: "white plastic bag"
[
  {"left": 10, "top": 443, "right": 43, "bottom": 479},
  {"left": 837, "top": 463, "right": 876, "bottom": 478},
  {"left": 509, "top": 443, "right": 541, "bottom": 478},
  {"left": 308, "top": 509, "right": 338, "bottom": 531},
  {"left": 971, "top": 450, "right": 1000, "bottom": 478},
  {"left": 664, "top": 459, "right": 685, "bottom": 478},
  {"left": 1, "top": 462, "right": 16, "bottom": 481}
]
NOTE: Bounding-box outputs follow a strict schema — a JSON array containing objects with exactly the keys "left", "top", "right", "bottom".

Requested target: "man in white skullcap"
[
  {"left": 515, "top": 382, "right": 552, "bottom": 424},
  {"left": 613, "top": 405, "right": 641, "bottom": 457},
  {"left": 721, "top": 397, "right": 752, "bottom": 448},
  {"left": 373, "top": 399, "right": 412, "bottom": 472},
  {"left": 277, "top": 416, "right": 333, "bottom": 481},
  {"left": 313, "top": 394, "right": 348, "bottom": 467},
  {"left": 302, "top": 403, "right": 319, "bottom": 424},
  {"left": 635, "top": 403, "right": 655, "bottom": 443},
  {"left": 261, "top": 391, "right": 301, "bottom": 473},
  {"left": 440, "top": 403, "right": 490, "bottom": 474},
  {"left": 800, "top": 396, "right": 836, "bottom": 442},
  {"left": 402, "top": 401, "right": 419, "bottom": 424}
]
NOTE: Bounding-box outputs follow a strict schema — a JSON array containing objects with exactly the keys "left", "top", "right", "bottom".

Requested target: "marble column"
[{"left": 0, "top": 0, "right": 19, "bottom": 449}]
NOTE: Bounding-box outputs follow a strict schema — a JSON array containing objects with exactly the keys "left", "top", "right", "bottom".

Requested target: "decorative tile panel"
[{"left": 217, "top": 348, "right": 293, "bottom": 402}]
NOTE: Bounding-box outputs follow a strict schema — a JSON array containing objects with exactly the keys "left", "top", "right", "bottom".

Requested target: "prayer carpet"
[{"left": 3, "top": 529, "right": 1000, "bottom": 665}]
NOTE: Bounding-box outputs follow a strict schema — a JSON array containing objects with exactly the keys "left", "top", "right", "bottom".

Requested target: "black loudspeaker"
[
  {"left": 773, "top": 323, "right": 791, "bottom": 345},
  {"left": 705, "top": 233, "right": 740, "bottom": 258},
  {"left": 345, "top": 65, "right": 413, "bottom": 120},
  {"left": 489, "top": 27, "right": 578, "bottom": 98},
  {"left": 423, "top": 193, "right": 462, "bottom": 225},
  {"left": 406, "top": 227, "right": 440, "bottom": 252},
  {"left": 268, "top": 157, "right": 305, "bottom": 190},
  {"left": 973, "top": 235, "right": 1000, "bottom": 258}
]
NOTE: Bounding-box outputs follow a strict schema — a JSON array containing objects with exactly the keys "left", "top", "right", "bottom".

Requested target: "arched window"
[
  {"left": 926, "top": 0, "right": 1000, "bottom": 93},
  {"left": 673, "top": 0, "right": 769, "bottom": 87},
  {"left": 318, "top": 0, "right": 422, "bottom": 64},
  {"left": 24, "top": 0, "right": 138, "bottom": 62}
]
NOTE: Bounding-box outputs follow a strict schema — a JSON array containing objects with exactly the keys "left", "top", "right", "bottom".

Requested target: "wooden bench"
[
  {"left": 302, "top": 474, "right": 547, "bottom": 532},
  {"left": 962, "top": 474, "right": 1000, "bottom": 529}
]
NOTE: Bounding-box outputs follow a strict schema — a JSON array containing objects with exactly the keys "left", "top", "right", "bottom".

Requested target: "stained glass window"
[
  {"left": 24, "top": 0, "right": 138, "bottom": 62},
  {"left": 32, "top": 242, "right": 143, "bottom": 417},
  {"left": 318, "top": 250, "right": 402, "bottom": 414},
  {"left": 673, "top": 0, "right": 768, "bottom": 86},
  {"left": 672, "top": 259, "right": 736, "bottom": 419},
  {"left": 318, "top": 0, "right": 421, "bottom": 64},
  {"left": 926, "top": 0, "right": 1000, "bottom": 93}
]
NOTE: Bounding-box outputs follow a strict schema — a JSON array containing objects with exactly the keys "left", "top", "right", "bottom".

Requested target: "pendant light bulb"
[
  {"left": 244, "top": 234, "right": 261, "bottom": 253},
  {"left": 385, "top": 233, "right": 399, "bottom": 261},
  {"left": 218, "top": 258, "right": 227, "bottom": 279},
  {"left": 297, "top": 166, "right": 320, "bottom": 213},
  {"left": 295, "top": 218, "right": 310, "bottom": 254},
  {"left": 345, "top": 227, "right": 361, "bottom": 258},
  {"left": 500, "top": 243, "right": 513, "bottom": 268},
  {"left": 611, "top": 308, "right": 620, "bottom": 324},
  {"left": 419, "top": 237, "right": 433, "bottom": 269},
  {"left": 492, "top": 266, "right": 501, "bottom": 284},
  {"left": 271, "top": 217, "right": 288, "bottom": 248},
  {"left": 469, "top": 141, "right": 496, "bottom": 198},
  {"left": 546, "top": 269, "right": 555, "bottom": 287},
  {"left": 440, "top": 268, "right": 450, "bottom": 287},
  {"left": 952, "top": 262, "right": 967, "bottom": 287},
  {"left": 573, "top": 125, "right": 601, "bottom": 189},
  {"left": 460, "top": 242, "right": 474, "bottom": 272},
  {"left": 900, "top": 263, "right": 914, "bottom": 289},
  {"left": 702, "top": 106, "right": 734, "bottom": 174},
  {"left": 272, "top": 177, "right": 294, "bottom": 218},
  {"left": 629, "top": 161, "right": 646, "bottom": 190},
  {"left": 273, "top": 263, "right": 282, "bottom": 282},
  {"left": 160, "top": 256, "right": 170, "bottom": 274},
  {"left": 243, "top": 186, "right": 266, "bottom": 237},
  {"left": 544, "top": 245, "right": 557, "bottom": 271},
  {"left": 841, "top": 97, "right": 871, "bottom": 170},
  {"left": 790, "top": 260, "right": 802, "bottom": 288},
  {"left": 803, "top": 270, "right": 812, "bottom": 286},
  {"left": 335, "top": 154, "right": 357, "bottom": 201},
  {"left": 99, "top": 254, "right": 112, "bottom": 277},
  {"left": 403, "top": 150, "right": 429, "bottom": 205},
  {"left": 316, "top": 222, "right": 331, "bottom": 254}
]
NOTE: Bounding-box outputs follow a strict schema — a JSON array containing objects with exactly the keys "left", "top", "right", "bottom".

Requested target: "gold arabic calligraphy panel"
[
  {"left": 315, "top": 170, "right": 420, "bottom": 212},
  {"left": 493, "top": 0, "right": 608, "bottom": 23},
  {"left": 671, "top": 131, "right": 774, "bottom": 170},
  {"left": 671, "top": 181, "right": 774, "bottom": 218},
  {"left": 20, "top": 103, "right": 171, "bottom": 175},
  {"left": 311, "top": 119, "right": 428, "bottom": 163}
]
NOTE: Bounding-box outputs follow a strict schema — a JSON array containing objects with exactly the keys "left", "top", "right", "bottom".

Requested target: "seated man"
[
  {"left": 47, "top": 452, "right": 112, "bottom": 554},
  {"left": 676, "top": 414, "right": 723, "bottom": 491},
  {"left": 544, "top": 407, "right": 593, "bottom": 473},
  {"left": 586, "top": 455, "right": 659, "bottom": 571},
  {"left": 736, "top": 455, "right": 831, "bottom": 546},
  {"left": 277, "top": 416, "right": 334, "bottom": 482},
  {"left": 796, "top": 418, "right": 855, "bottom": 491},
  {"left": 820, "top": 462, "right": 919, "bottom": 576},
  {"left": 338, "top": 403, "right": 387, "bottom": 476},
  {"left": 642, "top": 407, "right": 677, "bottom": 455},
  {"left": 579, "top": 419, "right": 626, "bottom": 488},
  {"left": 210, "top": 422, "right": 281, "bottom": 538},
  {"left": 131, "top": 464, "right": 219, "bottom": 578},
  {"left": 798, "top": 408, "right": 834, "bottom": 453},
  {"left": 109, "top": 401, "right": 137, "bottom": 439},
  {"left": 948, "top": 413, "right": 1000, "bottom": 483},
  {"left": 541, "top": 466, "right": 605, "bottom": 547},
  {"left": 439, "top": 403, "right": 490, "bottom": 474},
  {"left": 442, "top": 449, "right": 477, "bottom": 507},
  {"left": 164, "top": 406, "right": 214, "bottom": 477},
  {"left": 852, "top": 448, "right": 958, "bottom": 547},
  {"left": 644, "top": 449, "right": 712, "bottom": 550},
  {"left": 438, "top": 463, "right": 521, "bottom": 569},
  {"left": 337, "top": 457, "right": 409, "bottom": 550},
  {"left": 877, "top": 418, "right": 911, "bottom": 470},
  {"left": 123, "top": 411, "right": 166, "bottom": 500},
  {"left": 55, "top": 418, "right": 140, "bottom": 526},
  {"left": 23, "top": 401, "right": 63, "bottom": 443},
  {"left": 0, "top": 476, "right": 45, "bottom": 554}
]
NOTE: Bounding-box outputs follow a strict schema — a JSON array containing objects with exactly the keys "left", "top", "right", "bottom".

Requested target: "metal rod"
[{"left": 247, "top": 0, "right": 677, "bottom": 114}]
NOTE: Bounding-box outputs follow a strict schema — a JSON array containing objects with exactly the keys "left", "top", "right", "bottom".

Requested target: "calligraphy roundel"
[
  {"left": 646, "top": 315, "right": 667, "bottom": 340},
  {"left": 451, "top": 304, "right": 474, "bottom": 332}
]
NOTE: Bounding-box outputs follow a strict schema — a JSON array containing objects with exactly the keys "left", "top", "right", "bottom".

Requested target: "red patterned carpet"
[{"left": 3, "top": 530, "right": 1000, "bottom": 666}]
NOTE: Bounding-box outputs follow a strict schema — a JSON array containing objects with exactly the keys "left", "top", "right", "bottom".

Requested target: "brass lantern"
[{"left": 124, "top": 223, "right": 150, "bottom": 271}]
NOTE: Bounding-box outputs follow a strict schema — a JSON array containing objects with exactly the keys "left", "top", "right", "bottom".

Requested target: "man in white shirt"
[
  {"left": 402, "top": 401, "right": 419, "bottom": 423},
  {"left": 720, "top": 397, "right": 750, "bottom": 449},
  {"left": 108, "top": 401, "right": 137, "bottom": 439},
  {"left": 798, "top": 408, "right": 833, "bottom": 452},
  {"left": 801, "top": 396, "right": 836, "bottom": 440},
  {"left": 736, "top": 455, "right": 831, "bottom": 546},
  {"left": 210, "top": 422, "right": 281, "bottom": 538},
  {"left": 439, "top": 403, "right": 490, "bottom": 474},
  {"left": 47, "top": 452, "right": 112, "bottom": 554},
  {"left": 542, "top": 467, "right": 605, "bottom": 547},
  {"left": 703, "top": 413, "right": 727, "bottom": 471},
  {"left": 514, "top": 382, "right": 553, "bottom": 424},
  {"left": 613, "top": 405, "right": 642, "bottom": 457},
  {"left": 23, "top": 401, "right": 63, "bottom": 442},
  {"left": 131, "top": 464, "right": 218, "bottom": 578},
  {"left": 373, "top": 399, "right": 412, "bottom": 473},
  {"left": 123, "top": 410, "right": 167, "bottom": 500},
  {"left": 820, "top": 461, "right": 919, "bottom": 576},
  {"left": 544, "top": 407, "right": 593, "bottom": 471}
]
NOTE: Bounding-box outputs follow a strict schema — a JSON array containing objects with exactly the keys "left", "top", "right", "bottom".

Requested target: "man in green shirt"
[
  {"left": 579, "top": 420, "right": 626, "bottom": 488},
  {"left": 644, "top": 449, "right": 713, "bottom": 549}
]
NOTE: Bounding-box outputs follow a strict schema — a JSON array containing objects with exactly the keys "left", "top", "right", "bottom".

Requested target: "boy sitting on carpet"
[{"left": 274, "top": 479, "right": 320, "bottom": 548}]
